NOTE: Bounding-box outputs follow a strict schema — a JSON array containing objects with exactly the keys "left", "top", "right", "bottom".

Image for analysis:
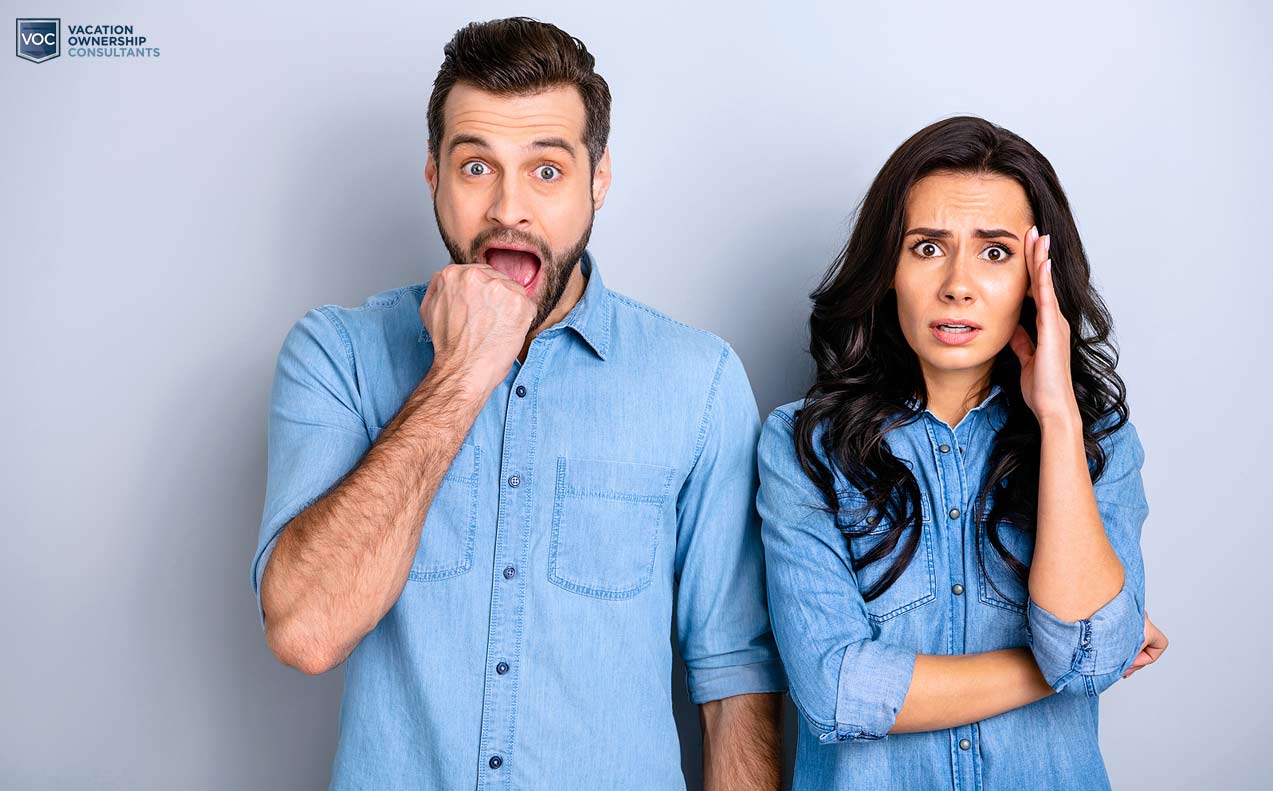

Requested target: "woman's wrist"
[{"left": 1036, "top": 398, "right": 1082, "bottom": 434}]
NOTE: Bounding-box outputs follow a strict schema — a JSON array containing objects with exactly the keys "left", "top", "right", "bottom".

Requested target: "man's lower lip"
[{"left": 930, "top": 325, "right": 981, "bottom": 345}]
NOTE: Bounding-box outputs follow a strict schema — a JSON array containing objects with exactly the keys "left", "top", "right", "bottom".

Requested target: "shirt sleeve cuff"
[
  {"left": 251, "top": 527, "right": 288, "bottom": 632},
  {"left": 820, "top": 640, "right": 916, "bottom": 744},
  {"left": 686, "top": 658, "right": 789, "bottom": 704},
  {"left": 1027, "top": 584, "right": 1143, "bottom": 696}
]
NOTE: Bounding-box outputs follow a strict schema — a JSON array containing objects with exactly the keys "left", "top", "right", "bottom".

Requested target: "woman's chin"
[{"left": 917, "top": 344, "right": 1001, "bottom": 375}]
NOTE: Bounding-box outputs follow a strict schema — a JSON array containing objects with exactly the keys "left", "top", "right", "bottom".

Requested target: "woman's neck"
[{"left": 921, "top": 364, "right": 993, "bottom": 428}]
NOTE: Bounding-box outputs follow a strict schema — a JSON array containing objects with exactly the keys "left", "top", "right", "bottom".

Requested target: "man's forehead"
[{"left": 443, "top": 83, "right": 586, "bottom": 148}]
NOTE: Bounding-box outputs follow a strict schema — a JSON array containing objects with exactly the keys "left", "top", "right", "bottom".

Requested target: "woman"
[{"left": 757, "top": 116, "right": 1168, "bottom": 790}]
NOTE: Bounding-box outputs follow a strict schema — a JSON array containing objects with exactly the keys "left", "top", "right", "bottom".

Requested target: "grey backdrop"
[{"left": 3, "top": 0, "right": 1268, "bottom": 788}]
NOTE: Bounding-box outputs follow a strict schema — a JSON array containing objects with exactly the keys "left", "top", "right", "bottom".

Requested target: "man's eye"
[
  {"left": 912, "top": 241, "right": 944, "bottom": 258},
  {"left": 979, "top": 244, "right": 1012, "bottom": 262},
  {"left": 537, "top": 165, "right": 559, "bottom": 181},
  {"left": 463, "top": 162, "right": 488, "bottom": 176}
]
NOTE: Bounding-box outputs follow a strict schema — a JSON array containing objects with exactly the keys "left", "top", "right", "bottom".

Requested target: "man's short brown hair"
[{"left": 427, "top": 17, "right": 612, "bottom": 170}]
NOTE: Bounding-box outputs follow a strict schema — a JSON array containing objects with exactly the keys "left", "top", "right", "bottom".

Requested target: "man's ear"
[
  {"left": 425, "top": 149, "right": 439, "bottom": 198},
  {"left": 591, "top": 146, "right": 612, "bottom": 211}
]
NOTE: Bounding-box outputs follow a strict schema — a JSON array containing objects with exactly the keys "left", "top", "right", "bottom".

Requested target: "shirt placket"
[
  {"left": 476, "top": 353, "right": 539, "bottom": 790},
  {"left": 929, "top": 415, "right": 980, "bottom": 791}
]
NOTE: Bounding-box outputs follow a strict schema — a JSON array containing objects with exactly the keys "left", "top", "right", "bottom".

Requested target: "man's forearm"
[
  {"left": 891, "top": 648, "right": 1053, "bottom": 733},
  {"left": 701, "top": 692, "right": 783, "bottom": 791},
  {"left": 261, "top": 363, "right": 488, "bottom": 673}
]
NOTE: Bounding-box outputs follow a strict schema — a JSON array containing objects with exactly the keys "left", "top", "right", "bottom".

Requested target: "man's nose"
[{"left": 486, "top": 173, "right": 533, "bottom": 228}]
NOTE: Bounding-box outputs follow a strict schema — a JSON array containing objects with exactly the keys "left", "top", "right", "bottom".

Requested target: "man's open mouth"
[{"left": 482, "top": 245, "right": 543, "bottom": 290}]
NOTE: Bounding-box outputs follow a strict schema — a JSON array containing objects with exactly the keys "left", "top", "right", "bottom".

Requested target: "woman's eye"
[
  {"left": 979, "top": 244, "right": 1012, "bottom": 262},
  {"left": 537, "top": 165, "right": 559, "bottom": 181},
  {"left": 913, "top": 241, "right": 943, "bottom": 258},
  {"left": 462, "top": 162, "right": 488, "bottom": 176}
]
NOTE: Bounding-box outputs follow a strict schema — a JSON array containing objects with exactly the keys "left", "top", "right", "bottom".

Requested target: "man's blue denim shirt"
[
  {"left": 758, "top": 387, "right": 1148, "bottom": 791},
  {"left": 252, "top": 250, "right": 786, "bottom": 790}
]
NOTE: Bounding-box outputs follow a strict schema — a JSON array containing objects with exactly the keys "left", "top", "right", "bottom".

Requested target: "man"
[{"left": 252, "top": 17, "right": 786, "bottom": 790}]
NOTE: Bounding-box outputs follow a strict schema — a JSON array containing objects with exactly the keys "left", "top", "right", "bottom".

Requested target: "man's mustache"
[{"left": 468, "top": 229, "right": 552, "bottom": 264}]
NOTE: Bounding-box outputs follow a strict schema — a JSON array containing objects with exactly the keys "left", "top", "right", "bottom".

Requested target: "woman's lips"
[{"left": 929, "top": 322, "right": 982, "bottom": 346}]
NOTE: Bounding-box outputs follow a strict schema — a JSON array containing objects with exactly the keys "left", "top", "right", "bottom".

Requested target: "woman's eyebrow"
[
  {"left": 974, "top": 228, "right": 1019, "bottom": 240},
  {"left": 904, "top": 227, "right": 1021, "bottom": 240}
]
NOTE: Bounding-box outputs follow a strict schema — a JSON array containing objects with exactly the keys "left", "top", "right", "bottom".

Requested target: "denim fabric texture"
[
  {"left": 758, "top": 386, "right": 1148, "bottom": 791},
  {"left": 252, "top": 250, "right": 786, "bottom": 790}
]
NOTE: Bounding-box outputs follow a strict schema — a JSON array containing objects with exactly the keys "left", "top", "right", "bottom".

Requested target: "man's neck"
[{"left": 518, "top": 261, "right": 588, "bottom": 364}]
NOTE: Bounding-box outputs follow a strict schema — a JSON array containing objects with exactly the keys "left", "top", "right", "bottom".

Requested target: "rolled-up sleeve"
[
  {"left": 251, "top": 307, "right": 372, "bottom": 631},
  {"left": 757, "top": 410, "right": 916, "bottom": 743},
  {"left": 673, "top": 343, "right": 788, "bottom": 704},
  {"left": 1026, "top": 418, "right": 1149, "bottom": 696}
]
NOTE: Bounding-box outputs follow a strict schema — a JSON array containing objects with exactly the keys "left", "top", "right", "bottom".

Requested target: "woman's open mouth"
[
  {"left": 929, "top": 319, "right": 982, "bottom": 346},
  {"left": 482, "top": 246, "right": 543, "bottom": 293}
]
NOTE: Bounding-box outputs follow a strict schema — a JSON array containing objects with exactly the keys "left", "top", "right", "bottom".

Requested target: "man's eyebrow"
[
  {"left": 528, "top": 137, "right": 578, "bottom": 158},
  {"left": 446, "top": 134, "right": 579, "bottom": 159},
  {"left": 447, "top": 134, "right": 490, "bottom": 154},
  {"left": 903, "top": 227, "right": 1020, "bottom": 241}
]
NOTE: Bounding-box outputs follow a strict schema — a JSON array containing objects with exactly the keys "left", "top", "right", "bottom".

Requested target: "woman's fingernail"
[
  {"left": 1045, "top": 258, "right": 1052, "bottom": 274},
  {"left": 1042, "top": 234, "right": 1051, "bottom": 253},
  {"left": 1029, "top": 225, "right": 1038, "bottom": 240}
]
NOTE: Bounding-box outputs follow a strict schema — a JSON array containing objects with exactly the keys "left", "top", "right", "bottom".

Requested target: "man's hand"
[
  {"left": 1123, "top": 611, "right": 1169, "bottom": 678},
  {"left": 420, "top": 262, "right": 536, "bottom": 396}
]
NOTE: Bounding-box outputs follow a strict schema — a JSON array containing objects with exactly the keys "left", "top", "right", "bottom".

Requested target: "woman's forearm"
[
  {"left": 891, "top": 649, "right": 1054, "bottom": 733},
  {"left": 1029, "top": 408, "right": 1126, "bottom": 621}
]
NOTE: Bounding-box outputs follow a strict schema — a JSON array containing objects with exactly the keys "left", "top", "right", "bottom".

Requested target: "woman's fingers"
[
  {"left": 1008, "top": 324, "right": 1035, "bottom": 368},
  {"left": 1024, "top": 225, "right": 1039, "bottom": 289},
  {"left": 1124, "top": 615, "right": 1169, "bottom": 678}
]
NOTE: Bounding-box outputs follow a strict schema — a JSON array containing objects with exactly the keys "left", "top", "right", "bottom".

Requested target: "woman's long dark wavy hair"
[{"left": 794, "top": 115, "right": 1128, "bottom": 602}]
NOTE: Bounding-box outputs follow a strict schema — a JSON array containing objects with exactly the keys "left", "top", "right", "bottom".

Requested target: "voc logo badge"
[{"left": 16, "top": 18, "right": 60, "bottom": 63}]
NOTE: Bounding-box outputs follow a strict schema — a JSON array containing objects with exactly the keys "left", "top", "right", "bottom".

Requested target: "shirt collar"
[
  {"left": 906, "top": 382, "right": 1007, "bottom": 430},
  {"left": 416, "top": 248, "right": 611, "bottom": 361}
]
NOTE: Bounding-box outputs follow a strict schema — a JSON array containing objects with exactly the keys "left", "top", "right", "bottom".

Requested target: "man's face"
[{"left": 426, "top": 82, "right": 612, "bottom": 333}]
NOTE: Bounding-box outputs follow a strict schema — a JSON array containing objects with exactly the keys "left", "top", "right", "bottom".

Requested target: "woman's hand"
[
  {"left": 1123, "top": 612, "right": 1169, "bottom": 678},
  {"left": 1009, "top": 225, "right": 1081, "bottom": 427}
]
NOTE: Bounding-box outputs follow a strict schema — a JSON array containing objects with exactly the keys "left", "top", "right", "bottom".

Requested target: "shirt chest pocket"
[
  {"left": 368, "top": 427, "right": 481, "bottom": 582},
  {"left": 837, "top": 490, "right": 936, "bottom": 623},
  {"left": 977, "top": 490, "right": 1035, "bottom": 614},
  {"left": 548, "top": 456, "right": 677, "bottom": 600}
]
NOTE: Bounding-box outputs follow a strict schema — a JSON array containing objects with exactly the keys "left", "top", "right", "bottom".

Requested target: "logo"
[{"left": 16, "top": 18, "right": 60, "bottom": 63}]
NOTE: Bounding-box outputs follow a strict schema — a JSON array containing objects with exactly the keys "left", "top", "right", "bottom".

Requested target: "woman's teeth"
[{"left": 938, "top": 324, "right": 974, "bottom": 332}]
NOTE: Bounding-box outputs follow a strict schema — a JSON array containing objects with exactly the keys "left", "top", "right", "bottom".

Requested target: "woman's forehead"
[{"left": 906, "top": 172, "right": 1033, "bottom": 230}]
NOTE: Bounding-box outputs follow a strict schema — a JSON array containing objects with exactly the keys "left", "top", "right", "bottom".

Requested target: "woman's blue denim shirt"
[{"left": 757, "top": 386, "right": 1148, "bottom": 791}]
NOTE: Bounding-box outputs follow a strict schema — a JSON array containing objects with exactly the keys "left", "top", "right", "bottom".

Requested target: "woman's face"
[{"left": 893, "top": 171, "right": 1033, "bottom": 384}]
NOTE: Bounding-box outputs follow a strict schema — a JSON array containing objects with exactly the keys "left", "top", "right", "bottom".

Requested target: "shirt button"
[
  {"left": 503, "top": 565, "right": 516, "bottom": 579},
  {"left": 959, "top": 738, "right": 971, "bottom": 751},
  {"left": 496, "top": 661, "right": 509, "bottom": 675},
  {"left": 952, "top": 583, "right": 965, "bottom": 596},
  {"left": 508, "top": 474, "right": 521, "bottom": 488},
  {"left": 939, "top": 444, "right": 951, "bottom": 453},
  {"left": 515, "top": 385, "right": 527, "bottom": 398},
  {"left": 948, "top": 507, "right": 961, "bottom": 519},
  {"left": 489, "top": 755, "right": 503, "bottom": 769}
]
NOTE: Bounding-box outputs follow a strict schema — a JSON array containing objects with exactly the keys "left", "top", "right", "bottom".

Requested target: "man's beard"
[{"left": 434, "top": 204, "right": 594, "bottom": 334}]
